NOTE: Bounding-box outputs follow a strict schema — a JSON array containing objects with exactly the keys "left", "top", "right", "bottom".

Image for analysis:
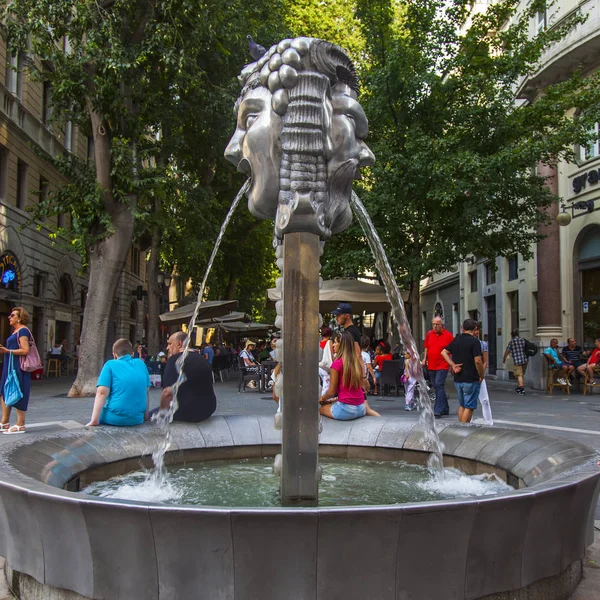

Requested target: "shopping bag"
[
  {"left": 4, "top": 352, "right": 23, "bottom": 407},
  {"left": 19, "top": 328, "right": 43, "bottom": 372}
]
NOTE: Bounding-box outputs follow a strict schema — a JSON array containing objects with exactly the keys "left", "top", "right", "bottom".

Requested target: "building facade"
[
  {"left": 423, "top": 0, "right": 600, "bottom": 390},
  {"left": 0, "top": 37, "right": 146, "bottom": 360}
]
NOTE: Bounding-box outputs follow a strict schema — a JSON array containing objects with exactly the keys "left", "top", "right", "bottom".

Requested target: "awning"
[
  {"left": 267, "top": 278, "right": 408, "bottom": 313},
  {"left": 159, "top": 300, "right": 238, "bottom": 326},
  {"left": 194, "top": 311, "right": 251, "bottom": 326},
  {"left": 220, "top": 321, "right": 275, "bottom": 334}
]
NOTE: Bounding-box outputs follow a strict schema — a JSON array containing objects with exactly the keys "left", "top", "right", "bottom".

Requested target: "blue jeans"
[
  {"left": 331, "top": 401, "right": 366, "bottom": 421},
  {"left": 429, "top": 369, "right": 449, "bottom": 415},
  {"left": 455, "top": 381, "right": 481, "bottom": 410}
]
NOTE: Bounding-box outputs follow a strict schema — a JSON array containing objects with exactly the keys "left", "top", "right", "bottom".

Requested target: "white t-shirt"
[{"left": 361, "top": 350, "right": 372, "bottom": 376}]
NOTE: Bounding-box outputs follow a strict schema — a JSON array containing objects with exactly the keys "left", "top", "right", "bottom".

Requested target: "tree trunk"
[
  {"left": 146, "top": 230, "right": 161, "bottom": 356},
  {"left": 69, "top": 203, "right": 135, "bottom": 396},
  {"left": 224, "top": 273, "right": 237, "bottom": 300},
  {"left": 68, "top": 110, "right": 135, "bottom": 397},
  {"left": 409, "top": 278, "right": 422, "bottom": 353}
]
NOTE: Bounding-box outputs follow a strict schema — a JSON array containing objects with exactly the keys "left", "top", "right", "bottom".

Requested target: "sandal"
[
  {"left": 0, "top": 423, "right": 10, "bottom": 431},
  {"left": 3, "top": 425, "right": 26, "bottom": 435}
]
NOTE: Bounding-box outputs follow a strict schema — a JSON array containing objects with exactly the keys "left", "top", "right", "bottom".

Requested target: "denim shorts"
[
  {"left": 331, "top": 401, "right": 366, "bottom": 421},
  {"left": 454, "top": 381, "right": 481, "bottom": 410}
]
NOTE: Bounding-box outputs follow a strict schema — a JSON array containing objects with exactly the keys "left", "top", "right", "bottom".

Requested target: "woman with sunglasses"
[
  {"left": 319, "top": 331, "right": 380, "bottom": 420},
  {"left": 0, "top": 307, "right": 32, "bottom": 433}
]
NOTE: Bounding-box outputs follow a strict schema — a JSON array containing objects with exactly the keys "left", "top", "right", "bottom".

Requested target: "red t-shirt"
[
  {"left": 424, "top": 329, "right": 454, "bottom": 371},
  {"left": 588, "top": 348, "right": 600, "bottom": 365},
  {"left": 320, "top": 339, "right": 329, "bottom": 349},
  {"left": 374, "top": 353, "right": 393, "bottom": 370}
]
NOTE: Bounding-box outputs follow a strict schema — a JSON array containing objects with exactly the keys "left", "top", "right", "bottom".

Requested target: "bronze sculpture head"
[{"left": 225, "top": 37, "right": 374, "bottom": 239}]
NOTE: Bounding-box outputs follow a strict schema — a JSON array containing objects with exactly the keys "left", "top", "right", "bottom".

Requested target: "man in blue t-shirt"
[
  {"left": 203, "top": 343, "right": 215, "bottom": 366},
  {"left": 86, "top": 338, "right": 151, "bottom": 427},
  {"left": 544, "top": 338, "right": 574, "bottom": 386}
]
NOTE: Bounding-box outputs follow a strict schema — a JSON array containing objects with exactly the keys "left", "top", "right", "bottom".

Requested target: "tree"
[
  {"left": 323, "top": 0, "right": 600, "bottom": 341},
  {"left": 2, "top": 0, "right": 287, "bottom": 393}
]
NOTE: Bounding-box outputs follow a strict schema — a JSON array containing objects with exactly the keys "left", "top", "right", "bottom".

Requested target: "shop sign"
[
  {"left": 0, "top": 253, "right": 21, "bottom": 291},
  {"left": 572, "top": 168, "right": 600, "bottom": 194}
]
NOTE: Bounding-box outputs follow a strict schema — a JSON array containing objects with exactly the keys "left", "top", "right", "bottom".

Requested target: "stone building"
[
  {"left": 0, "top": 37, "right": 145, "bottom": 359},
  {"left": 422, "top": 0, "right": 600, "bottom": 390}
]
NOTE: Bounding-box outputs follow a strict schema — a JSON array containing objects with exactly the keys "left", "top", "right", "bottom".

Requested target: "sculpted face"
[
  {"left": 327, "top": 83, "right": 375, "bottom": 233},
  {"left": 225, "top": 85, "right": 282, "bottom": 220},
  {"left": 225, "top": 38, "right": 375, "bottom": 238}
]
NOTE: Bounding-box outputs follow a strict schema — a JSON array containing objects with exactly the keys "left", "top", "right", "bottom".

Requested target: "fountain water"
[
  {"left": 150, "top": 179, "right": 250, "bottom": 482},
  {"left": 351, "top": 191, "right": 445, "bottom": 471}
]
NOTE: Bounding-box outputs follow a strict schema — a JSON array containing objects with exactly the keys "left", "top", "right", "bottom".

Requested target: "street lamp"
[{"left": 556, "top": 200, "right": 595, "bottom": 227}]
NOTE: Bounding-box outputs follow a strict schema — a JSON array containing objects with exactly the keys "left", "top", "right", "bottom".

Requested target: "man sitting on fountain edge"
[
  {"left": 86, "top": 338, "right": 151, "bottom": 427},
  {"left": 155, "top": 331, "right": 217, "bottom": 423}
]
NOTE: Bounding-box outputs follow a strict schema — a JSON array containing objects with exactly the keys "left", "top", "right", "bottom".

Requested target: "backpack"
[{"left": 523, "top": 339, "right": 538, "bottom": 357}]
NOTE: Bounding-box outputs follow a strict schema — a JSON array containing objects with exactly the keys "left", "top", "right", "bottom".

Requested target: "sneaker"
[
  {"left": 557, "top": 378, "right": 567, "bottom": 385},
  {"left": 516, "top": 388, "right": 525, "bottom": 395},
  {"left": 566, "top": 380, "right": 572, "bottom": 386},
  {"left": 590, "top": 381, "right": 596, "bottom": 386},
  {"left": 405, "top": 404, "right": 414, "bottom": 411}
]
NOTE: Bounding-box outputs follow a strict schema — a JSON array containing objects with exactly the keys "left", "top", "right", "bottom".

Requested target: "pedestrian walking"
[
  {"left": 475, "top": 325, "right": 493, "bottom": 425},
  {"left": 0, "top": 307, "right": 33, "bottom": 434},
  {"left": 441, "top": 318, "right": 484, "bottom": 423},
  {"left": 502, "top": 330, "right": 528, "bottom": 395},
  {"left": 422, "top": 316, "right": 454, "bottom": 417}
]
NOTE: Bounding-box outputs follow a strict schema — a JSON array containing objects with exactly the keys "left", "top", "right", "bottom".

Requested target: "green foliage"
[
  {"left": 1, "top": 0, "right": 287, "bottom": 319},
  {"left": 323, "top": 0, "right": 600, "bottom": 285},
  {"left": 284, "top": 0, "right": 364, "bottom": 58}
]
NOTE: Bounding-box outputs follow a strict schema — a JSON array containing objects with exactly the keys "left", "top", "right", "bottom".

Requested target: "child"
[
  {"left": 403, "top": 349, "right": 417, "bottom": 411},
  {"left": 360, "top": 336, "right": 376, "bottom": 394}
]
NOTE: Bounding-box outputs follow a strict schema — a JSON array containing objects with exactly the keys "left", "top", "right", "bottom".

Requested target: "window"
[
  {"left": 508, "top": 291, "right": 519, "bottom": 332},
  {"left": 579, "top": 122, "right": 600, "bottom": 162},
  {"left": 16, "top": 159, "right": 27, "bottom": 209},
  {"left": 469, "top": 270, "right": 478, "bottom": 293},
  {"left": 59, "top": 274, "right": 72, "bottom": 305},
  {"left": 42, "top": 81, "right": 52, "bottom": 124},
  {"left": 0, "top": 146, "right": 8, "bottom": 202},
  {"left": 33, "top": 272, "right": 47, "bottom": 297},
  {"left": 535, "top": 10, "right": 546, "bottom": 33},
  {"left": 485, "top": 262, "right": 496, "bottom": 285},
  {"left": 507, "top": 255, "right": 518, "bottom": 281},
  {"left": 5, "top": 53, "right": 23, "bottom": 100},
  {"left": 131, "top": 247, "right": 140, "bottom": 276},
  {"left": 38, "top": 177, "right": 48, "bottom": 223},
  {"left": 80, "top": 287, "right": 88, "bottom": 309},
  {"left": 64, "top": 120, "right": 74, "bottom": 152},
  {"left": 57, "top": 212, "right": 65, "bottom": 228},
  {"left": 129, "top": 300, "right": 138, "bottom": 320}
]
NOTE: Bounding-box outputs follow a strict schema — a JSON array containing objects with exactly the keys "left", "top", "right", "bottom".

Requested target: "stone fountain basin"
[{"left": 0, "top": 416, "right": 597, "bottom": 600}]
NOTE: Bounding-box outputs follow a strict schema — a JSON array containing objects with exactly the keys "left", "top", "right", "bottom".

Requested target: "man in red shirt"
[
  {"left": 422, "top": 316, "right": 454, "bottom": 417},
  {"left": 577, "top": 338, "right": 600, "bottom": 384}
]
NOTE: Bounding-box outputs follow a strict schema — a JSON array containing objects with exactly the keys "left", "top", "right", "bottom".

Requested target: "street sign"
[{"left": 583, "top": 301, "right": 589, "bottom": 313}]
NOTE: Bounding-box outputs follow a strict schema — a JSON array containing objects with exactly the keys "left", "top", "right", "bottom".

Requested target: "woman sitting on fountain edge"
[{"left": 319, "top": 331, "right": 380, "bottom": 420}]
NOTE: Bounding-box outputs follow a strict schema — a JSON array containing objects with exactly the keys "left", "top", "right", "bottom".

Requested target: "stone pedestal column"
[
  {"left": 281, "top": 232, "right": 320, "bottom": 506},
  {"left": 536, "top": 163, "right": 562, "bottom": 339}
]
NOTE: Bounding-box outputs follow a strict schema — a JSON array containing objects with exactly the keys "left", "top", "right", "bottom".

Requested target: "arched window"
[{"left": 59, "top": 274, "right": 72, "bottom": 305}]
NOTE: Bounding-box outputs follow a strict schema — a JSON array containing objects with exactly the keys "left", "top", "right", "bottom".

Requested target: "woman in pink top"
[{"left": 319, "top": 331, "right": 380, "bottom": 420}]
